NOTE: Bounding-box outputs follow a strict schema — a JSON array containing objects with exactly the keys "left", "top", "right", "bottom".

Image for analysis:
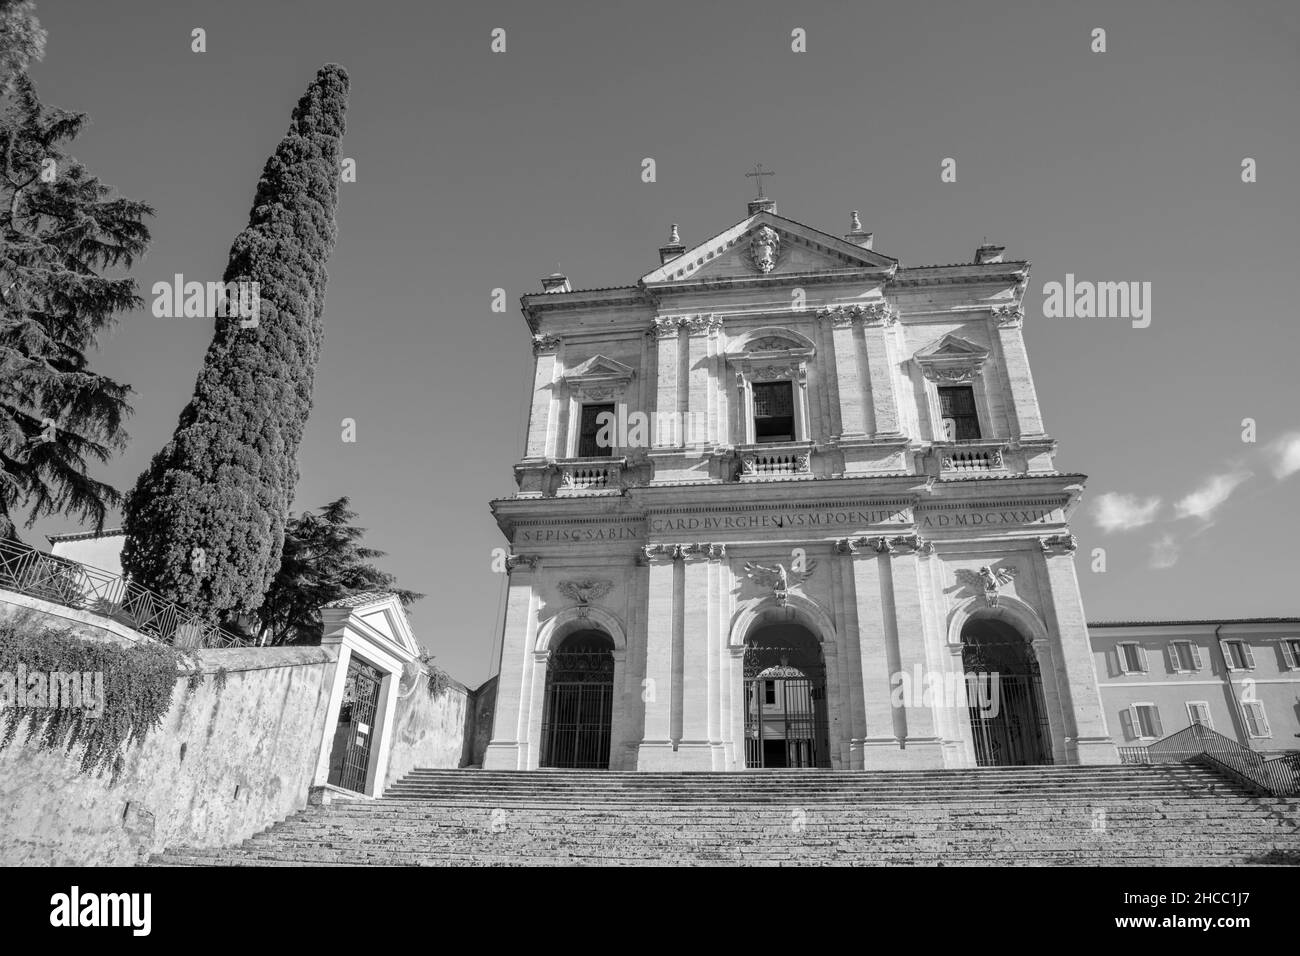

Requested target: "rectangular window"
[
  {"left": 1118, "top": 642, "right": 1146, "bottom": 674},
  {"left": 764, "top": 680, "right": 776, "bottom": 705},
  {"left": 752, "top": 381, "right": 795, "bottom": 443},
  {"left": 1186, "top": 701, "right": 1212, "bottom": 729},
  {"left": 1282, "top": 639, "right": 1300, "bottom": 669},
  {"left": 938, "top": 385, "right": 981, "bottom": 441},
  {"left": 1242, "top": 701, "right": 1271, "bottom": 738},
  {"left": 1134, "top": 704, "right": 1161, "bottom": 739},
  {"left": 577, "top": 403, "right": 615, "bottom": 458},
  {"left": 1224, "top": 640, "right": 1254, "bottom": 670},
  {"left": 1171, "top": 641, "right": 1200, "bottom": 672}
]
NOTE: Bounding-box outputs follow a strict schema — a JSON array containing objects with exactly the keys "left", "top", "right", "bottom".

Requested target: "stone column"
[
  {"left": 992, "top": 307, "right": 1046, "bottom": 438},
  {"left": 683, "top": 316, "right": 718, "bottom": 447},
  {"left": 826, "top": 311, "right": 867, "bottom": 438},
  {"left": 524, "top": 339, "right": 562, "bottom": 459},
  {"left": 861, "top": 308, "right": 903, "bottom": 437},
  {"left": 1038, "top": 535, "right": 1118, "bottom": 764},
  {"left": 522, "top": 647, "right": 550, "bottom": 770},
  {"left": 483, "top": 555, "right": 541, "bottom": 770},
  {"left": 886, "top": 539, "right": 943, "bottom": 765},
  {"left": 845, "top": 538, "right": 904, "bottom": 767},
  {"left": 945, "top": 640, "right": 977, "bottom": 768},
  {"left": 637, "top": 545, "right": 677, "bottom": 769},
  {"left": 832, "top": 539, "right": 868, "bottom": 769},
  {"left": 651, "top": 318, "right": 682, "bottom": 447},
  {"left": 678, "top": 543, "right": 723, "bottom": 768}
]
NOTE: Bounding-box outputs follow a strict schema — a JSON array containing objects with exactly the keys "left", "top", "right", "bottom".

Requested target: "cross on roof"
[{"left": 745, "top": 163, "right": 775, "bottom": 199}]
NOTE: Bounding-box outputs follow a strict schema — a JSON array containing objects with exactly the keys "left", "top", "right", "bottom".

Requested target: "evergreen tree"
[
  {"left": 121, "top": 65, "right": 349, "bottom": 620},
  {"left": 0, "top": 70, "right": 152, "bottom": 540},
  {"left": 0, "top": 1, "right": 45, "bottom": 92},
  {"left": 256, "top": 497, "right": 423, "bottom": 646}
]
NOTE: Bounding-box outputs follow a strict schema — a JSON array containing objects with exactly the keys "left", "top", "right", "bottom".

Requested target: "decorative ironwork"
[
  {"left": 0, "top": 538, "right": 245, "bottom": 648},
  {"left": 961, "top": 629, "right": 1053, "bottom": 767},
  {"left": 330, "top": 655, "right": 383, "bottom": 794},
  {"left": 541, "top": 633, "right": 614, "bottom": 769},
  {"left": 1121, "top": 722, "right": 1299, "bottom": 797},
  {"left": 743, "top": 635, "right": 830, "bottom": 769}
]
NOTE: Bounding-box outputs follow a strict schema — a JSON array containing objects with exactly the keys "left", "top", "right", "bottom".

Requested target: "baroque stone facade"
[{"left": 485, "top": 198, "right": 1117, "bottom": 771}]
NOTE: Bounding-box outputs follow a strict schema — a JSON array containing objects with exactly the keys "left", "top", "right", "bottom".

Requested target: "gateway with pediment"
[{"left": 485, "top": 188, "right": 1117, "bottom": 772}]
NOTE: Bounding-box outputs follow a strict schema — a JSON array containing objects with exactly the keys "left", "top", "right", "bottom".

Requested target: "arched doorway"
[
  {"left": 961, "top": 618, "right": 1052, "bottom": 766},
  {"left": 540, "top": 630, "right": 614, "bottom": 769},
  {"left": 743, "top": 623, "right": 831, "bottom": 768}
]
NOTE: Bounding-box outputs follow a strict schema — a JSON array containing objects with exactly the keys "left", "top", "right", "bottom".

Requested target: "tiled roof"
[
  {"left": 1088, "top": 618, "right": 1300, "bottom": 628},
  {"left": 321, "top": 590, "right": 397, "bottom": 610}
]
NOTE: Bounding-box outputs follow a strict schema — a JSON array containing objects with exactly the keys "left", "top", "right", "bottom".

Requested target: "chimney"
[
  {"left": 974, "top": 242, "right": 1005, "bottom": 264},
  {"left": 658, "top": 224, "right": 686, "bottom": 265},
  {"left": 843, "top": 210, "right": 873, "bottom": 249},
  {"left": 747, "top": 197, "right": 777, "bottom": 216},
  {"left": 540, "top": 272, "right": 572, "bottom": 294}
]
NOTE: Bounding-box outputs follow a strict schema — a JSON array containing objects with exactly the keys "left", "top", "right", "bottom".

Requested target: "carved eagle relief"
[
  {"left": 744, "top": 560, "right": 817, "bottom": 606},
  {"left": 955, "top": 566, "right": 1017, "bottom": 606},
  {"left": 557, "top": 579, "right": 614, "bottom": 605}
]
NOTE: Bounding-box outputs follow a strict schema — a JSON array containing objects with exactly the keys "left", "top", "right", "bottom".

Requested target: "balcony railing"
[
  {"left": 556, "top": 457, "right": 624, "bottom": 494},
  {"left": 941, "top": 445, "right": 1006, "bottom": 474},
  {"left": 0, "top": 538, "right": 246, "bottom": 649},
  {"left": 737, "top": 444, "right": 812, "bottom": 481},
  {"left": 1117, "top": 722, "right": 1299, "bottom": 796}
]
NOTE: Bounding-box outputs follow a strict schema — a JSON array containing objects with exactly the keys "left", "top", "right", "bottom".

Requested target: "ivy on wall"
[
  {"left": 0, "top": 621, "right": 186, "bottom": 784},
  {"left": 416, "top": 651, "right": 453, "bottom": 700}
]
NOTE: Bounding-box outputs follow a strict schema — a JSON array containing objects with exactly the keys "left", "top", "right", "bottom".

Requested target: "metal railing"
[
  {"left": 1119, "top": 722, "right": 1299, "bottom": 796},
  {"left": 0, "top": 537, "right": 246, "bottom": 649}
]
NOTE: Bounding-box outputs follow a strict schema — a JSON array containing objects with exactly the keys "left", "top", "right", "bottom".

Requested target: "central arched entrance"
[
  {"left": 961, "top": 618, "right": 1053, "bottom": 766},
  {"left": 540, "top": 630, "right": 614, "bottom": 769},
  {"left": 743, "top": 622, "right": 831, "bottom": 768}
]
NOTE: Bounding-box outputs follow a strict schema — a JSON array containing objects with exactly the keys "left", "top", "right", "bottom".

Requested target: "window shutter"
[
  {"left": 1281, "top": 640, "right": 1298, "bottom": 670},
  {"left": 1241, "top": 642, "right": 1256, "bottom": 670},
  {"left": 1115, "top": 645, "right": 1129, "bottom": 675},
  {"left": 1243, "top": 703, "right": 1264, "bottom": 737},
  {"left": 1220, "top": 641, "right": 1235, "bottom": 671},
  {"left": 1149, "top": 707, "right": 1163, "bottom": 738},
  {"left": 1256, "top": 705, "right": 1271, "bottom": 737},
  {"left": 1120, "top": 707, "right": 1136, "bottom": 741},
  {"left": 1189, "top": 643, "right": 1202, "bottom": 671},
  {"left": 1166, "top": 644, "right": 1180, "bottom": 673},
  {"left": 1136, "top": 645, "right": 1149, "bottom": 673}
]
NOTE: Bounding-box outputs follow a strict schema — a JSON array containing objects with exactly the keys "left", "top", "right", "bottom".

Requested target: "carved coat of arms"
[{"left": 748, "top": 226, "right": 781, "bottom": 274}]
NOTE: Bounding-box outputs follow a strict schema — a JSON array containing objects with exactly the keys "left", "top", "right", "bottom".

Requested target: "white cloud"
[
  {"left": 1091, "top": 493, "right": 1162, "bottom": 533},
  {"left": 1173, "top": 470, "right": 1252, "bottom": 522},
  {"left": 1148, "top": 533, "right": 1180, "bottom": 570},
  {"left": 1266, "top": 432, "right": 1300, "bottom": 481}
]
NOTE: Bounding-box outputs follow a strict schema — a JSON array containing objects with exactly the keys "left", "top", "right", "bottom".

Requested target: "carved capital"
[
  {"left": 707, "top": 543, "right": 727, "bottom": 560},
  {"left": 835, "top": 537, "right": 859, "bottom": 555},
  {"left": 505, "top": 554, "right": 541, "bottom": 573},
  {"left": 684, "top": 313, "right": 723, "bottom": 335},
  {"left": 992, "top": 304, "right": 1025, "bottom": 328},
  {"left": 640, "top": 544, "right": 670, "bottom": 564},
  {"left": 649, "top": 317, "right": 683, "bottom": 340},
  {"left": 1039, "top": 533, "right": 1078, "bottom": 555},
  {"left": 861, "top": 302, "right": 899, "bottom": 327},
  {"left": 531, "top": 334, "right": 561, "bottom": 355},
  {"left": 674, "top": 542, "right": 707, "bottom": 561}
]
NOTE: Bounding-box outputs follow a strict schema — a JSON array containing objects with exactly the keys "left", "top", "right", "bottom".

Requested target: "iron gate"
[
  {"left": 962, "top": 635, "right": 1053, "bottom": 766},
  {"left": 541, "top": 635, "right": 614, "bottom": 769},
  {"left": 743, "top": 637, "right": 830, "bottom": 769},
  {"left": 330, "top": 655, "right": 384, "bottom": 793}
]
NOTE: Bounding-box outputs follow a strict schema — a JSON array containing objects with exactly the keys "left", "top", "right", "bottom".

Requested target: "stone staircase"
[{"left": 150, "top": 765, "right": 1300, "bottom": 866}]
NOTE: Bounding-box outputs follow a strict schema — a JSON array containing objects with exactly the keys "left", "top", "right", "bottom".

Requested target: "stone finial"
[
  {"left": 540, "top": 272, "right": 571, "bottom": 293},
  {"left": 850, "top": 210, "right": 862, "bottom": 232},
  {"left": 669, "top": 223, "right": 680, "bottom": 244},
  {"left": 658, "top": 224, "right": 687, "bottom": 266},
  {"left": 974, "top": 242, "right": 1005, "bottom": 265}
]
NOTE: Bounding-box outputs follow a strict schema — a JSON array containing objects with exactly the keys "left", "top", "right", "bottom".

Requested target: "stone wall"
[
  {"left": 0, "top": 640, "right": 339, "bottom": 866},
  {"left": 382, "top": 673, "right": 473, "bottom": 789}
]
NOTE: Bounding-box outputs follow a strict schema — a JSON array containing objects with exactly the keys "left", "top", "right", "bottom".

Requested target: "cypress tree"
[{"left": 121, "top": 65, "right": 349, "bottom": 621}]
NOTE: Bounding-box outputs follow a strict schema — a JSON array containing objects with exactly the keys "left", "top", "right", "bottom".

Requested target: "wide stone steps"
[{"left": 149, "top": 765, "right": 1300, "bottom": 866}]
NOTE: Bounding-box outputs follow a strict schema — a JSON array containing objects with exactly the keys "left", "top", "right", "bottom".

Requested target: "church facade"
[{"left": 484, "top": 194, "right": 1118, "bottom": 772}]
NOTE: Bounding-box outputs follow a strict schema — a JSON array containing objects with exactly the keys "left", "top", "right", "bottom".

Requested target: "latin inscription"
[
  {"left": 919, "top": 508, "right": 1054, "bottom": 529},
  {"left": 517, "top": 525, "right": 641, "bottom": 543},
  {"left": 649, "top": 509, "right": 910, "bottom": 534}
]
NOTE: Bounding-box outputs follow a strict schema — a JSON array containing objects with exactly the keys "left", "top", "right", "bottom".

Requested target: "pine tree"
[
  {"left": 0, "top": 70, "right": 152, "bottom": 540},
  {"left": 121, "top": 65, "right": 349, "bottom": 620},
  {"left": 257, "top": 497, "right": 423, "bottom": 645},
  {"left": 0, "top": 1, "right": 45, "bottom": 93}
]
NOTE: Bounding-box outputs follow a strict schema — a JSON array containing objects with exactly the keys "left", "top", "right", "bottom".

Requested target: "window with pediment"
[{"left": 729, "top": 329, "right": 815, "bottom": 445}]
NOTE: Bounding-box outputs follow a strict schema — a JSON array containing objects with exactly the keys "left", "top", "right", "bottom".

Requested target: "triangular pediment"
[
  {"left": 915, "top": 334, "right": 990, "bottom": 361},
  {"left": 641, "top": 211, "right": 896, "bottom": 285},
  {"left": 566, "top": 354, "right": 635, "bottom": 380}
]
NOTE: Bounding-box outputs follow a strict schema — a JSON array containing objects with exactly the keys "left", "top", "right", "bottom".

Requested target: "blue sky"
[{"left": 24, "top": 0, "right": 1300, "bottom": 684}]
